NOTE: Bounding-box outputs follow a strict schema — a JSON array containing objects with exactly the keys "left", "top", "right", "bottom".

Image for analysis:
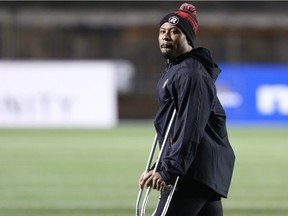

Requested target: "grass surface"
[{"left": 0, "top": 124, "right": 287, "bottom": 216}]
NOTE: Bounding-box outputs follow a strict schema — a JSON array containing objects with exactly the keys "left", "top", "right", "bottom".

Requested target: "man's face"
[{"left": 158, "top": 22, "right": 191, "bottom": 60}]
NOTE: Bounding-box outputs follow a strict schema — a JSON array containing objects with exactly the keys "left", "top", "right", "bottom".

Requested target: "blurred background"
[
  {"left": 0, "top": 1, "right": 287, "bottom": 124},
  {"left": 0, "top": 1, "right": 288, "bottom": 216}
]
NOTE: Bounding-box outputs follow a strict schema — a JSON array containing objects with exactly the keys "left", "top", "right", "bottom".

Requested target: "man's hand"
[{"left": 139, "top": 170, "right": 166, "bottom": 192}]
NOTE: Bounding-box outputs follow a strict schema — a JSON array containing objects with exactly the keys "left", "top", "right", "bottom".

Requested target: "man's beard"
[
  {"left": 161, "top": 51, "right": 173, "bottom": 60},
  {"left": 160, "top": 43, "right": 175, "bottom": 60}
]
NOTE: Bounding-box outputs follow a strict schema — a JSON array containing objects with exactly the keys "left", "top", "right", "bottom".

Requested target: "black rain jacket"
[{"left": 154, "top": 47, "right": 235, "bottom": 198}]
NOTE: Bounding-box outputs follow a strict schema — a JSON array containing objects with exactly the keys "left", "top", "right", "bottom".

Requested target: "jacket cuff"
[{"left": 159, "top": 168, "right": 172, "bottom": 184}]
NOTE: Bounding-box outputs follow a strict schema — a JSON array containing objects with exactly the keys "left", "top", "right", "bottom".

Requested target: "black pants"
[{"left": 153, "top": 179, "right": 223, "bottom": 216}]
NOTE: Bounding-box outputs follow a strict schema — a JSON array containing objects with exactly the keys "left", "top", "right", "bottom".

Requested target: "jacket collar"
[{"left": 166, "top": 51, "right": 193, "bottom": 66}]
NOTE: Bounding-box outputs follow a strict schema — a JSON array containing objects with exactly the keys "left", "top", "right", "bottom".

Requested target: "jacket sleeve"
[{"left": 159, "top": 65, "right": 216, "bottom": 184}]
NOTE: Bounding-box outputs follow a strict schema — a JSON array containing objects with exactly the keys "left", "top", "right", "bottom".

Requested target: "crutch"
[
  {"left": 136, "top": 133, "right": 158, "bottom": 216},
  {"left": 160, "top": 176, "right": 179, "bottom": 216},
  {"left": 136, "top": 109, "right": 177, "bottom": 216}
]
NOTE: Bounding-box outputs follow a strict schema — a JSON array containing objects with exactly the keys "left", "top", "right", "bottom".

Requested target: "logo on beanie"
[{"left": 168, "top": 16, "right": 179, "bottom": 25}]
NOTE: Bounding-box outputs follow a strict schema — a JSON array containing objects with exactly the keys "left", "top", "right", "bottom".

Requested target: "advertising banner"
[
  {"left": 217, "top": 64, "right": 288, "bottom": 125},
  {"left": 0, "top": 61, "right": 121, "bottom": 128}
]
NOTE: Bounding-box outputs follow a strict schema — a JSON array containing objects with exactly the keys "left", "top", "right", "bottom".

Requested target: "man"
[{"left": 139, "top": 3, "right": 235, "bottom": 216}]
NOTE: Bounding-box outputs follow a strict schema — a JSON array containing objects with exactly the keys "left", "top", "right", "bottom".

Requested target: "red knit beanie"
[{"left": 160, "top": 3, "right": 198, "bottom": 48}]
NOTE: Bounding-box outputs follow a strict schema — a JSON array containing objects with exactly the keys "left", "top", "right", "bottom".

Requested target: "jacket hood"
[{"left": 191, "top": 47, "right": 221, "bottom": 81}]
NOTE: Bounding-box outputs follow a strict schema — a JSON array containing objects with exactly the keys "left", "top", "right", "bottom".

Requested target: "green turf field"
[{"left": 0, "top": 124, "right": 287, "bottom": 216}]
